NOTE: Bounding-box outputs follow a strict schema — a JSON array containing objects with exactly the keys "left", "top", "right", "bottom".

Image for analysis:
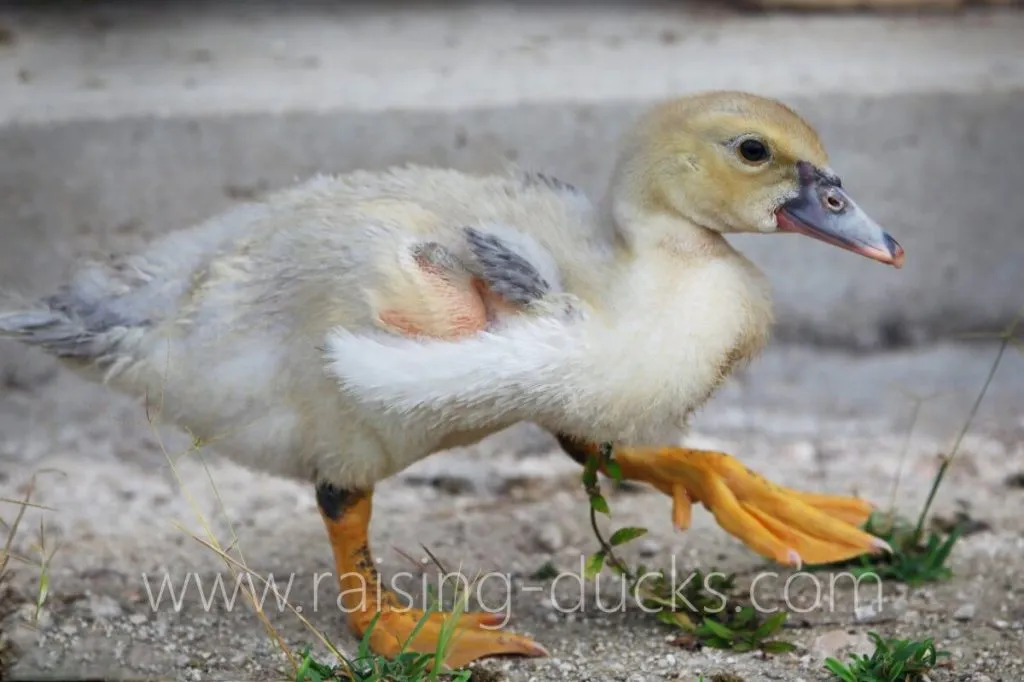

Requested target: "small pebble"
[
  {"left": 811, "top": 629, "right": 874, "bottom": 661},
  {"left": 854, "top": 603, "right": 877, "bottom": 622},
  {"left": 638, "top": 539, "right": 662, "bottom": 557},
  {"left": 87, "top": 594, "right": 123, "bottom": 620},
  {"left": 784, "top": 441, "right": 817, "bottom": 464},
  {"left": 953, "top": 603, "right": 976, "bottom": 621},
  {"left": 903, "top": 609, "right": 922, "bottom": 625},
  {"left": 535, "top": 524, "right": 565, "bottom": 553}
]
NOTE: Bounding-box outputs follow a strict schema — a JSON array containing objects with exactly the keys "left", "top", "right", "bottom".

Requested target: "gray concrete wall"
[{"left": 2, "top": 2, "right": 1023, "bottom": 383}]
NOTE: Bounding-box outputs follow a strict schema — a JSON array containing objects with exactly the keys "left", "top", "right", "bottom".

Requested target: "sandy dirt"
[{"left": 1, "top": 342, "right": 1023, "bottom": 681}]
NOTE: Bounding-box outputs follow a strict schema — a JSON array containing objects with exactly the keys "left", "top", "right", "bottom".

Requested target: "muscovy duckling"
[{"left": 1, "top": 91, "right": 903, "bottom": 667}]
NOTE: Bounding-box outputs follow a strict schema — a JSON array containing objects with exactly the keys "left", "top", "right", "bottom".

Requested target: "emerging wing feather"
[{"left": 463, "top": 226, "right": 551, "bottom": 306}]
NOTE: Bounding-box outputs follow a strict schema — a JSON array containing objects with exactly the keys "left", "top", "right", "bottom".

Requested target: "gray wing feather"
[{"left": 464, "top": 227, "right": 551, "bottom": 305}]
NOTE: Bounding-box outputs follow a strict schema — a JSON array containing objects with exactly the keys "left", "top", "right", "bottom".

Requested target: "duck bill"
[{"left": 776, "top": 161, "right": 905, "bottom": 269}]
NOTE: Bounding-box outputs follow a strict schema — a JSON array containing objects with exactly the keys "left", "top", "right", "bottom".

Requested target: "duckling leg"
[
  {"left": 556, "top": 437, "right": 887, "bottom": 567},
  {"left": 317, "top": 483, "right": 548, "bottom": 668}
]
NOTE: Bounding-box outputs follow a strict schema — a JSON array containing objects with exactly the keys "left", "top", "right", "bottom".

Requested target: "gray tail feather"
[
  {"left": 0, "top": 304, "right": 118, "bottom": 361},
  {"left": 0, "top": 309, "right": 100, "bottom": 359},
  {"left": 0, "top": 275, "right": 151, "bottom": 371}
]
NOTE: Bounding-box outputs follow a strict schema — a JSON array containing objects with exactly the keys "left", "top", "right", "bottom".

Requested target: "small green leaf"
[
  {"left": 609, "top": 526, "right": 648, "bottom": 546},
  {"left": 732, "top": 606, "right": 756, "bottom": 628},
  {"left": 753, "top": 611, "right": 788, "bottom": 639},
  {"left": 700, "top": 618, "right": 735, "bottom": 641},
  {"left": 760, "top": 640, "right": 797, "bottom": 655},
  {"left": 605, "top": 460, "right": 623, "bottom": 481},
  {"left": 584, "top": 551, "right": 606, "bottom": 579},
  {"left": 655, "top": 610, "right": 677, "bottom": 626},
  {"left": 589, "top": 494, "right": 610, "bottom": 516},
  {"left": 934, "top": 529, "right": 962, "bottom": 564},
  {"left": 35, "top": 570, "right": 50, "bottom": 613},
  {"left": 294, "top": 648, "right": 319, "bottom": 682},
  {"left": 656, "top": 609, "right": 696, "bottom": 630},
  {"left": 823, "top": 658, "right": 856, "bottom": 682},
  {"left": 703, "top": 636, "right": 731, "bottom": 650}
]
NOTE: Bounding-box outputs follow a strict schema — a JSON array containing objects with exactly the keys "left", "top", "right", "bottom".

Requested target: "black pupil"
[{"left": 739, "top": 140, "right": 769, "bottom": 162}]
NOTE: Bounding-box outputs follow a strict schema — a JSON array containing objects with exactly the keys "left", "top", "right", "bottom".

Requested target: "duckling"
[{"left": 0, "top": 91, "right": 903, "bottom": 667}]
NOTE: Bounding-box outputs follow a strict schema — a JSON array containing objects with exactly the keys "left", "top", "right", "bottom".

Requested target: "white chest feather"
[{"left": 583, "top": 255, "right": 772, "bottom": 442}]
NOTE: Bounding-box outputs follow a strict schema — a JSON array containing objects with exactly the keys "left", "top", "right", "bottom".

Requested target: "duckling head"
[{"left": 611, "top": 91, "right": 904, "bottom": 268}]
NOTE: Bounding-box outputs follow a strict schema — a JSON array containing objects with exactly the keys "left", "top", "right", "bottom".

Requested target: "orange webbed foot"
[
  {"left": 350, "top": 607, "right": 548, "bottom": 670},
  {"left": 615, "top": 447, "right": 887, "bottom": 567}
]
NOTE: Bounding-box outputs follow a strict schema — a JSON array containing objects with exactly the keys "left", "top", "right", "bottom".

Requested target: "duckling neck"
[
  {"left": 591, "top": 201, "right": 745, "bottom": 313},
  {"left": 606, "top": 195, "right": 734, "bottom": 262}
]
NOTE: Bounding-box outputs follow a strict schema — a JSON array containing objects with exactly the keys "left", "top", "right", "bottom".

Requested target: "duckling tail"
[{"left": 0, "top": 291, "right": 146, "bottom": 371}]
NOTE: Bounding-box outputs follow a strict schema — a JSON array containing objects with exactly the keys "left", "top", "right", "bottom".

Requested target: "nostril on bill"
[{"left": 822, "top": 188, "right": 846, "bottom": 213}]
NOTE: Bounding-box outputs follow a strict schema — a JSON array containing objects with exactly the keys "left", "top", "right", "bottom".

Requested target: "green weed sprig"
[{"left": 824, "top": 631, "right": 950, "bottom": 682}]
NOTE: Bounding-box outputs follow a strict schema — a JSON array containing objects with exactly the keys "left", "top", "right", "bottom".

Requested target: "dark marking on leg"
[
  {"left": 354, "top": 544, "right": 375, "bottom": 574},
  {"left": 352, "top": 539, "right": 398, "bottom": 607},
  {"left": 315, "top": 482, "right": 363, "bottom": 521},
  {"left": 555, "top": 433, "right": 592, "bottom": 466}
]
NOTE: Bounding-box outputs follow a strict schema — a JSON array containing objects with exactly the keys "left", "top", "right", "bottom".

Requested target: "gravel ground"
[{"left": 1, "top": 342, "right": 1023, "bottom": 681}]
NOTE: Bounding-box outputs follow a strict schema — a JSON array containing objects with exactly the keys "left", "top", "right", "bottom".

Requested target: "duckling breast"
[{"left": 575, "top": 252, "right": 773, "bottom": 444}]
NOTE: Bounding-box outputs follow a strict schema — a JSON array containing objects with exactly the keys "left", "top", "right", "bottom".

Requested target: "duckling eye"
[{"left": 737, "top": 139, "right": 771, "bottom": 164}]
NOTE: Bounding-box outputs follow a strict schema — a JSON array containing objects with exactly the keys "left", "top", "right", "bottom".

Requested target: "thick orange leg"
[
  {"left": 317, "top": 484, "right": 547, "bottom": 668},
  {"left": 558, "top": 437, "right": 888, "bottom": 567}
]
